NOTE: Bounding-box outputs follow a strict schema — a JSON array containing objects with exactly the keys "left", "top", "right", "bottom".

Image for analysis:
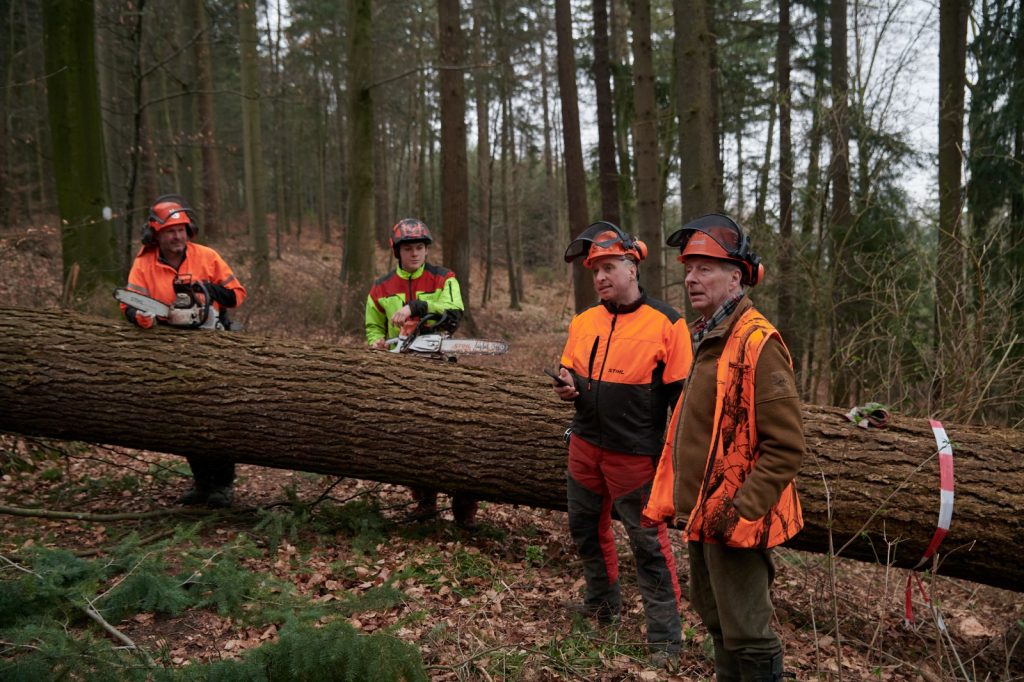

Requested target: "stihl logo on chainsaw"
[
  {"left": 385, "top": 312, "right": 508, "bottom": 358},
  {"left": 114, "top": 277, "right": 226, "bottom": 330}
]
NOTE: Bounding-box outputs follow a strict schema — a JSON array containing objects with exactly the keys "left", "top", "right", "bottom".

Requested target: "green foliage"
[
  {"left": 0, "top": 548, "right": 101, "bottom": 628},
  {"left": 314, "top": 499, "right": 387, "bottom": 556},
  {"left": 160, "top": 619, "right": 427, "bottom": 682},
  {"left": 335, "top": 584, "right": 406, "bottom": 618},
  {"left": 100, "top": 568, "right": 191, "bottom": 622},
  {"left": 525, "top": 544, "right": 545, "bottom": 567},
  {"left": 252, "top": 507, "right": 303, "bottom": 555}
]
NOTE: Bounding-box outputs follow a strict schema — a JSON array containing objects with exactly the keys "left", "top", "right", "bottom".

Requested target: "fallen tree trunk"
[{"left": 1, "top": 307, "right": 1022, "bottom": 592}]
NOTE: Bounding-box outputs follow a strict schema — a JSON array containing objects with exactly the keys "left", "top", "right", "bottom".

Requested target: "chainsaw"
[
  {"left": 385, "top": 312, "right": 508, "bottom": 359},
  {"left": 114, "top": 277, "right": 229, "bottom": 330}
]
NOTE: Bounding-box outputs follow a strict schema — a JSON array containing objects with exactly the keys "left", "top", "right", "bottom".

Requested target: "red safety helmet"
[
  {"left": 564, "top": 221, "right": 648, "bottom": 269},
  {"left": 142, "top": 194, "right": 196, "bottom": 246},
  {"left": 665, "top": 213, "right": 763, "bottom": 286},
  {"left": 389, "top": 218, "right": 433, "bottom": 257}
]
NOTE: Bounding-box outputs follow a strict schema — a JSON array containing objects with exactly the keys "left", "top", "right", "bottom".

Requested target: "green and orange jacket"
[
  {"left": 121, "top": 242, "right": 246, "bottom": 320},
  {"left": 559, "top": 292, "right": 691, "bottom": 456},
  {"left": 364, "top": 262, "right": 464, "bottom": 345},
  {"left": 643, "top": 298, "right": 804, "bottom": 549}
]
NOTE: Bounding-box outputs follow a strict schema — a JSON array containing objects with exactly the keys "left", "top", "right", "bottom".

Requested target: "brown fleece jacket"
[{"left": 672, "top": 297, "right": 806, "bottom": 522}]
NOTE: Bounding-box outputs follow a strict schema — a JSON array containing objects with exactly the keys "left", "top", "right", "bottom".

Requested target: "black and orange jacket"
[
  {"left": 364, "top": 263, "right": 464, "bottom": 345},
  {"left": 121, "top": 243, "right": 246, "bottom": 320},
  {"left": 559, "top": 292, "right": 691, "bottom": 456},
  {"left": 644, "top": 299, "right": 804, "bottom": 548}
]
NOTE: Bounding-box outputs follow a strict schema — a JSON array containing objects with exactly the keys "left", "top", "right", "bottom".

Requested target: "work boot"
[
  {"left": 713, "top": 638, "right": 742, "bottom": 682},
  {"left": 565, "top": 600, "right": 621, "bottom": 626},
  {"left": 205, "top": 486, "right": 234, "bottom": 509},
  {"left": 176, "top": 486, "right": 208, "bottom": 506},
  {"left": 737, "top": 651, "right": 791, "bottom": 681},
  {"left": 452, "top": 496, "right": 479, "bottom": 530},
  {"left": 648, "top": 644, "right": 681, "bottom": 671}
]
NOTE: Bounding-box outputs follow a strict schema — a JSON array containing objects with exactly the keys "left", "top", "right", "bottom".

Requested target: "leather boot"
[
  {"left": 205, "top": 486, "right": 234, "bottom": 509},
  {"left": 737, "top": 650, "right": 788, "bottom": 681},
  {"left": 176, "top": 486, "right": 209, "bottom": 506},
  {"left": 713, "top": 638, "right": 741, "bottom": 681}
]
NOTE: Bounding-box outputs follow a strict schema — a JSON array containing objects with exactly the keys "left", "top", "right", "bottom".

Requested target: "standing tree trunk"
[
  {"left": 629, "top": 0, "right": 664, "bottom": 299},
  {"left": 828, "top": 0, "right": 854, "bottom": 406},
  {"left": 610, "top": 0, "right": 635, "bottom": 235},
  {"left": 3, "top": 307, "right": 1024, "bottom": 594},
  {"left": 471, "top": 0, "right": 493, "bottom": 308},
  {"left": 238, "top": 0, "right": 270, "bottom": 291},
  {"left": 41, "top": 0, "right": 120, "bottom": 308},
  {"left": 593, "top": 0, "right": 621, "bottom": 226},
  {"left": 935, "top": 0, "right": 970, "bottom": 407},
  {"left": 194, "top": 0, "right": 222, "bottom": 238},
  {"left": 438, "top": 0, "right": 472, "bottom": 327},
  {"left": 776, "top": 0, "right": 797, "bottom": 370},
  {"left": 340, "top": 0, "right": 375, "bottom": 333},
  {"left": 674, "top": 0, "right": 719, "bottom": 222},
  {"left": 554, "top": 0, "right": 593, "bottom": 313},
  {"left": 540, "top": 10, "right": 561, "bottom": 270}
]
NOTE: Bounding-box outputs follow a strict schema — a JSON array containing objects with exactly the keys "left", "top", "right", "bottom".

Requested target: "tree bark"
[
  {"left": 438, "top": 0, "right": 472, "bottom": 325},
  {"left": 935, "top": 0, "right": 970, "bottom": 406},
  {"left": 674, "top": 0, "right": 719, "bottom": 222},
  {"left": 340, "top": 0, "right": 375, "bottom": 333},
  {"left": 41, "top": 0, "right": 120, "bottom": 304},
  {"left": 1, "top": 307, "right": 1023, "bottom": 593},
  {"left": 629, "top": 0, "right": 664, "bottom": 300},
  {"left": 828, "top": 0, "right": 854, "bottom": 406},
  {"left": 776, "top": 0, "right": 797, "bottom": 371},
  {"left": 238, "top": 0, "right": 270, "bottom": 290},
  {"left": 194, "top": 0, "right": 222, "bottom": 238},
  {"left": 592, "top": 0, "right": 621, "bottom": 226},
  {"left": 554, "top": 0, "right": 593, "bottom": 313}
]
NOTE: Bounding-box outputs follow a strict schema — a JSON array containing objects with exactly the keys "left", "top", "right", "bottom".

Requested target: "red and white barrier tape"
[{"left": 904, "top": 419, "right": 955, "bottom": 629}]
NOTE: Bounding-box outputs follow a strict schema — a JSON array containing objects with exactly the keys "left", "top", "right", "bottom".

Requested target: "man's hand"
[
  {"left": 370, "top": 339, "right": 387, "bottom": 350},
  {"left": 391, "top": 304, "right": 413, "bottom": 326},
  {"left": 552, "top": 367, "right": 579, "bottom": 401},
  {"left": 135, "top": 310, "right": 156, "bottom": 329}
]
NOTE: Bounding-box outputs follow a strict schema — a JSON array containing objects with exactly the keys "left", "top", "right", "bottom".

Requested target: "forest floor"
[{"left": 1, "top": 221, "right": 1022, "bottom": 681}]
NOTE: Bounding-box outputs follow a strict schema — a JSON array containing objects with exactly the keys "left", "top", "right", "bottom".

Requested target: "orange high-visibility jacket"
[
  {"left": 560, "top": 294, "right": 691, "bottom": 456},
  {"left": 121, "top": 243, "right": 246, "bottom": 313},
  {"left": 644, "top": 307, "right": 803, "bottom": 549}
]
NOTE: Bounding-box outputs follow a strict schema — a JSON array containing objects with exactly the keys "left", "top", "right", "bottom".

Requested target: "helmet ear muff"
[{"left": 632, "top": 239, "right": 648, "bottom": 262}]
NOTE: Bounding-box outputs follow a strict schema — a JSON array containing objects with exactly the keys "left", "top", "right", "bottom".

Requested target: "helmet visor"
[
  {"left": 665, "top": 214, "right": 743, "bottom": 256},
  {"left": 564, "top": 222, "right": 627, "bottom": 263}
]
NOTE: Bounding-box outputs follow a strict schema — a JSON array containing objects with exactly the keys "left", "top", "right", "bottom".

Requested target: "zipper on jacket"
[
  {"left": 594, "top": 312, "right": 618, "bottom": 445},
  {"left": 586, "top": 336, "right": 600, "bottom": 391}
]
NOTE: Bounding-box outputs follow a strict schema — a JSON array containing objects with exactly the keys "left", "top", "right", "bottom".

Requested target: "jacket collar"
[
  {"left": 600, "top": 287, "right": 647, "bottom": 315},
  {"left": 396, "top": 263, "right": 426, "bottom": 280}
]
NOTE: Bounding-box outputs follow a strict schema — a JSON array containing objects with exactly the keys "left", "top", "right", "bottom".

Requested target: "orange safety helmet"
[
  {"left": 665, "top": 213, "right": 763, "bottom": 286},
  {"left": 564, "top": 221, "right": 648, "bottom": 269},
  {"left": 142, "top": 194, "right": 196, "bottom": 246},
  {"left": 388, "top": 218, "right": 433, "bottom": 257}
]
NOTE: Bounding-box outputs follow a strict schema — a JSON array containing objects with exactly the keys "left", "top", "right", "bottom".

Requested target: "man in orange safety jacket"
[
  {"left": 644, "top": 213, "right": 804, "bottom": 681},
  {"left": 120, "top": 194, "right": 246, "bottom": 508},
  {"left": 551, "top": 221, "right": 691, "bottom": 669}
]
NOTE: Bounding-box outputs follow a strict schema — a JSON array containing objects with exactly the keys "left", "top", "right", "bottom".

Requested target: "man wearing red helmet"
[
  {"left": 365, "top": 218, "right": 476, "bottom": 528},
  {"left": 644, "top": 213, "right": 805, "bottom": 680},
  {"left": 120, "top": 194, "right": 246, "bottom": 508},
  {"left": 552, "top": 221, "right": 691, "bottom": 668}
]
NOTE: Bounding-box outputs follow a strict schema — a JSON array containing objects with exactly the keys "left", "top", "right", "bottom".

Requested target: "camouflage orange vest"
[{"left": 646, "top": 307, "right": 803, "bottom": 549}]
